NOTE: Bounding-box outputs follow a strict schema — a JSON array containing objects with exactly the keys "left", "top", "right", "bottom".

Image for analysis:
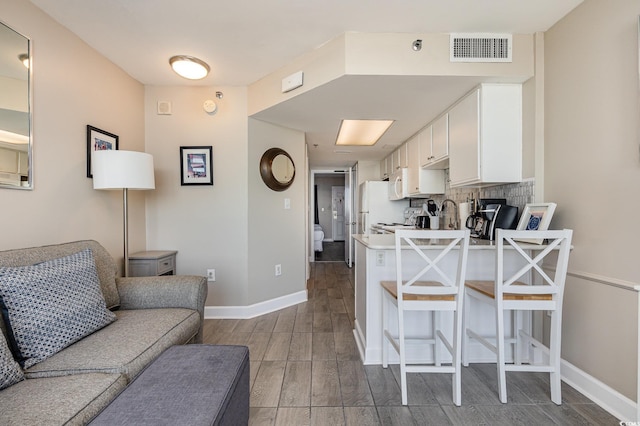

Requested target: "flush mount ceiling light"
[
  {"left": 169, "top": 55, "right": 210, "bottom": 80},
  {"left": 335, "top": 119, "right": 395, "bottom": 146}
]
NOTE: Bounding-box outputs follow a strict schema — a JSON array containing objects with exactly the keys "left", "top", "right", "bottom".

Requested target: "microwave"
[{"left": 389, "top": 168, "right": 408, "bottom": 200}]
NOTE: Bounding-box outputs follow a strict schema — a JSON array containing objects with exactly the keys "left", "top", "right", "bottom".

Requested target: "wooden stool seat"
[
  {"left": 465, "top": 280, "right": 553, "bottom": 301},
  {"left": 381, "top": 281, "right": 456, "bottom": 301}
]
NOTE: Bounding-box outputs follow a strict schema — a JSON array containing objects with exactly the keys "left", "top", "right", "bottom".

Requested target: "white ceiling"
[{"left": 28, "top": 0, "right": 583, "bottom": 168}]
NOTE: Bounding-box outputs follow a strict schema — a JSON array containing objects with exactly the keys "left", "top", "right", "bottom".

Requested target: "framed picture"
[
  {"left": 87, "top": 125, "right": 119, "bottom": 178},
  {"left": 515, "top": 202, "right": 557, "bottom": 244},
  {"left": 180, "top": 146, "right": 213, "bottom": 186}
]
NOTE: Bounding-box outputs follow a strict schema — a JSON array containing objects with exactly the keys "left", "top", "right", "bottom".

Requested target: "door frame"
[{"left": 309, "top": 168, "right": 351, "bottom": 264}]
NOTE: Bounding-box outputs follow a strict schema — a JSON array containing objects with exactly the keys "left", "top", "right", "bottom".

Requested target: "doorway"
[{"left": 310, "top": 169, "right": 353, "bottom": 264}]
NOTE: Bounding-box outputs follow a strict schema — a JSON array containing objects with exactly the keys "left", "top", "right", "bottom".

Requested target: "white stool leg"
[
  {"left": 434, "top": 311, "right": 441, "bottom": 366},
  {"left": 496, "top": 307, "right": 507, "bottom": 403},
  {"left": 462, "top": 291, "right": 471, "bottom": 367},
  {"left": 549, "top": 309, "right": 562, "bottom": 405},
  {"left": 453, "top": 301, "right": 463, "bottom": 406},
  {"left": 382, "top": 293, "right": 388, "bottom": 369}
]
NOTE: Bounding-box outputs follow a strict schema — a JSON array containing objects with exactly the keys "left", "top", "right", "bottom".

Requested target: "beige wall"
[
  {"left": 248, "top": 119, "right": 307, "bottom": 305},
  {"left": 545, "top": 0, "right": 640, "bottom": 400},
  {"left": 144, "top": 86, "right": 249, "bottom": 306},
  {"left": 0, "top": 0, "right": 146, "bottom": 271}
]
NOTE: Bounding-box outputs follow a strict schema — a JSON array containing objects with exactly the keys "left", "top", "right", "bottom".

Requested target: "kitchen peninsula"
[{"left": 353, "top": 233, "right": 544, "bottom": 365}]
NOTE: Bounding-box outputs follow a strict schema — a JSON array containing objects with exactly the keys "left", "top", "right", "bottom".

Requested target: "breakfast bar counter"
[{"left": 352, "top": 233, "right": 544, "bottom": 365}]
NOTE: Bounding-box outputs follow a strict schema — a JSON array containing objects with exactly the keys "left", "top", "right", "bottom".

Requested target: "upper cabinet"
[
  {"left": 421, "top": 114, "right": 449, "bottom": 169},
  {"left": 407, "top": 132, "right": 445, "bottom": 196},
  {"left": 380, "top": 155, "right": 390, "bottom": 180},
  {"left": 448, "top": 84, "right": 522, "bottom": 188},
  {"left": 397, "top": 143, "right": 408, "bottom": 169}
]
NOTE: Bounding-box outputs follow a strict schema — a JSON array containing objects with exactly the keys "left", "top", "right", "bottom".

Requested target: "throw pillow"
[
  {"left": 0, "top": 331, "right": 23, "bottom": 389},
  {"left": 0, "top": 248, "right": 116, "bottom": 368}
]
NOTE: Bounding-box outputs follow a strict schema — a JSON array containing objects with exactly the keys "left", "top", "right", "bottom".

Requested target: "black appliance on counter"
[{"left": 467, "top": 198, "right": 519, "bottom": 240}]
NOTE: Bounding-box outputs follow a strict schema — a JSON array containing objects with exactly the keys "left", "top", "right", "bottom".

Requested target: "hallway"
[{"left": 202, "top": 262, "right": 617, "bottom": 425}]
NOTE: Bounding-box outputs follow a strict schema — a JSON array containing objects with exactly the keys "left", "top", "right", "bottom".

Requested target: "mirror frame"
[
  {"left": 259, "top": 148, "right": 295, "bottom": 192},
  {"left": 0, "top": 20, "right": 32, "bottom": 190}
]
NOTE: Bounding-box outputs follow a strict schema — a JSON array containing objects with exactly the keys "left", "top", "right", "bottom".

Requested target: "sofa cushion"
[
  {"left": 25, "top": 308, "right": 200, "bottom": 382},
  {"left": 0, "top": 372, "right": 126, "bottom": 426},
  {"left": 0, "top": 331, "right": 23, "bottom": 390},
  {"left": 0, "top": 240, "right": 120, "bottom": 310},
  {"left": 0, "top": 249, "right": 116, "bottom": 368}
]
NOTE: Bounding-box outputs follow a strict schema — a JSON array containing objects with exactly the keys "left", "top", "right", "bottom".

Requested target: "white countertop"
[{"left": 353, "top": 233, "right": 546, "bottom": 250}]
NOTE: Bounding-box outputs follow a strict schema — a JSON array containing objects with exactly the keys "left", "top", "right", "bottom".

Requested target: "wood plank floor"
[{"left": 203, "top": 262, "right": 618, "bottom": 425}]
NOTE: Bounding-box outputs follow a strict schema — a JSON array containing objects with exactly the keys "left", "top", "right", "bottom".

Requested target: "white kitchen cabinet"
[
  {"left": 418, "top": 125, "right": 432, "bottom": 166},
  {"left": 448, "top": 84, "right": 522, "bottom": 187},
  {"left": 407, "top": 132, "right": 445, "bottom": 196},
  {"left": 398, "top": 142, "right": 408, "bottom": 169},
  {"left": 420, "top": 114, "right": 449, "bottom": 169},
  {"left": 380, "top": 153, "right": 393, "bottom": 180},
  {"left": 390, "top": 143, "right": 408, "bottom": 173}
]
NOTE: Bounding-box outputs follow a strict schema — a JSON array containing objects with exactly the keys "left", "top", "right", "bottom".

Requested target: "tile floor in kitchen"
[{"left": 202, "top": 262, "right": 618, "bottom": 425}]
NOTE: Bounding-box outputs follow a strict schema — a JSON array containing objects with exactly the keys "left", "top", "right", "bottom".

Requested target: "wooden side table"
[{"left": 128, "top": 250, "right": 177, "bottom": 277}]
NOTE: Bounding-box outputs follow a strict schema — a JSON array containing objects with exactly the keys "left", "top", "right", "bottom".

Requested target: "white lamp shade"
[{"left": 93, "top": 150, "right": 155, "bottom": 190}]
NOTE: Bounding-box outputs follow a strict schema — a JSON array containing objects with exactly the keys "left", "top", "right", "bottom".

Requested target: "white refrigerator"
[{"left": 358, "top": 181, "right": 408, "bottom": 234}]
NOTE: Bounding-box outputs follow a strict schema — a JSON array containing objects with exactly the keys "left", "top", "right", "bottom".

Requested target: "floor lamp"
[{"left": 93, "top": 150, "right": 155, "bottom": 277}]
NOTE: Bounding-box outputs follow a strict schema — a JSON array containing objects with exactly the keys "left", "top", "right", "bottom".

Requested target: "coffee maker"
[{"left": 466, "top": 198, "right": 519, "bottom": 240}]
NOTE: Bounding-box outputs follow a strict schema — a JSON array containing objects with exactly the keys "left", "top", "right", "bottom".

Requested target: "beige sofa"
[{"left": 0, "top": 240, "right": 207, "bottom": 425}]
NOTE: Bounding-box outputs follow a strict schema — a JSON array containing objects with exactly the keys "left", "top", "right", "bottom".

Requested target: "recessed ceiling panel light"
[
  {"left": 169, "top": 55, "right": 210, "bottom": 80},
  {"left": 336, "top": 119, "right": 394, "bottom": 146}
]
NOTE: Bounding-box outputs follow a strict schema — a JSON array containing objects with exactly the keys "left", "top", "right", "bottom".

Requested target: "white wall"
[
  {"left": 144, "top": 86, "right": 249, "bottom": 306},
  {"left": 0, "top": 0, "right": 146, "bottom": 271},
  {"left": 545, "top": 0, "right": 640, "bottom": 400}
]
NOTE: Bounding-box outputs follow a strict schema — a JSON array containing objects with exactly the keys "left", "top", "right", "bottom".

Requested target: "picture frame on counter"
[
  {"left": 86, "top": 125, "right": 119, "bottom": 178},
  {"left": 515, "top": 202, "right": 557, "bottom": 244},
  {"left": 180, "top": 146, "right": 213, "bottom": 186}
]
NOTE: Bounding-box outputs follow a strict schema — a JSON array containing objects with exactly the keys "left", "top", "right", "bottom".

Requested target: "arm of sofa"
[{"left": 115, "top": 275, "right": 207, "bottom": 343}]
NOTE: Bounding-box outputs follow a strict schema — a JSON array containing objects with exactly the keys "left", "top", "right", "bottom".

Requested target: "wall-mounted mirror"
[
  {"left": 260, "top": 148, "right": 295, "bottom": 191},
  {"left": 0, "top": 20, "right": 31, "bottom": 190}
]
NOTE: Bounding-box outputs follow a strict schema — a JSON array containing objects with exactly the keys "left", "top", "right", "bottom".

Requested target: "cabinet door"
[
  {"left": 419, "top": 125, "right": 432, "bottom": 167},
  {"left": 398, "top": 143, "right": 409, "bottom": 169},
  {"left": 448, "top": 89, "right": 480, "bottom": 186},
  {"left": 379, "top": 156, "right": 388, "bottom": 180},
  {"left": 431, "top": 114, "right": 449, "bottom": 163},
  {"left": 406, "top": 134, "right": 420, "bottom": 194}
]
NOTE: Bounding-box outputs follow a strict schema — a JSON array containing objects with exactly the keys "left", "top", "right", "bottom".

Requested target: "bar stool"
[
  {"left": 381, "top": 229, "right": 470, "bottom": 406},
  {"left": 462, "top": 228, "right": 573, "bottom": 404}
]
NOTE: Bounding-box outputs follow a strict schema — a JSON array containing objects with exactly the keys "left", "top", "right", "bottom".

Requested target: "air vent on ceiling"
[{"left": 450, "top": 33, "right": 512, "bottom": 63}]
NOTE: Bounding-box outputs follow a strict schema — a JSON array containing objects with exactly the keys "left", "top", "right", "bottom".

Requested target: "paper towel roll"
[{"left": 458, "top": 202, "right": 470, "bottom": 230}]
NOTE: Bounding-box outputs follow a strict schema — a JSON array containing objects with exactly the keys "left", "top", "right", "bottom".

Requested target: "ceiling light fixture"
[
  {"left": 335, "top": 119, "right": 395, "bottom": 146},
  {"left": 169, "top": 55, "right": 210, "bottom": 80},
  {"left": 18, "top": 53, "right": 29, "bottom": 68},
  {"left": 412, "top": 39, "right": 422, "bottom": 51}
]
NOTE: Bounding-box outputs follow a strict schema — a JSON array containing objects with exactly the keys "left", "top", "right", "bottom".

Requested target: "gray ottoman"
[{"left": 89, "top": 344, "right": 249, "bottom": 426}]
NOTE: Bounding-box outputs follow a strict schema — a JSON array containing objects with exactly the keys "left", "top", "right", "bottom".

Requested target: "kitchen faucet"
[{"left": 440, "top": 199, "right": 458, "bottom": 229}]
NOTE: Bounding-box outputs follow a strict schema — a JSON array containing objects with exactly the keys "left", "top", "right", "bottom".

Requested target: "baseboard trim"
[
  {"left": 204, "top": 290, "right": 308, "bottom": 319},
  {"left": 561, "top": 359, "right": 634, "bottom": 421}
]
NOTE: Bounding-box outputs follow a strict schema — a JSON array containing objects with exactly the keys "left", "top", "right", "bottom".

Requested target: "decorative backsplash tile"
[{"left": 410, "top": 170, "right": 535, "bottom": 221}]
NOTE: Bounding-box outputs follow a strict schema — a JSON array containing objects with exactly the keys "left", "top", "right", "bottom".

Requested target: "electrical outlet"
[
  {"left": 207, "top": 269, "right": 216, "bottom": 282},
  {"left": 375, "top": 251, "right": 385, "bottom": 266},
  {"left": 275, "top": 264, "right": 282, "bottom": 276}
]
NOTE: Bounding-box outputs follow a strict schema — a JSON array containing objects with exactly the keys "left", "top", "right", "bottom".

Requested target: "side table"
[{"left": 128, "top": 250, "right": 177, "bottom": 277}]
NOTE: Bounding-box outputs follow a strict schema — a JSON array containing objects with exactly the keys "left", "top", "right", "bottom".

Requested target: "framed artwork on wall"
[
  {"left": 515, "top": 202, "right": 557, "bottom": 244},
  {"left": 180, "top": 146, "right": 213, "bottom": 186},
  {"left": 86, "top": 125, "right": 119, "bottom": 178}
]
